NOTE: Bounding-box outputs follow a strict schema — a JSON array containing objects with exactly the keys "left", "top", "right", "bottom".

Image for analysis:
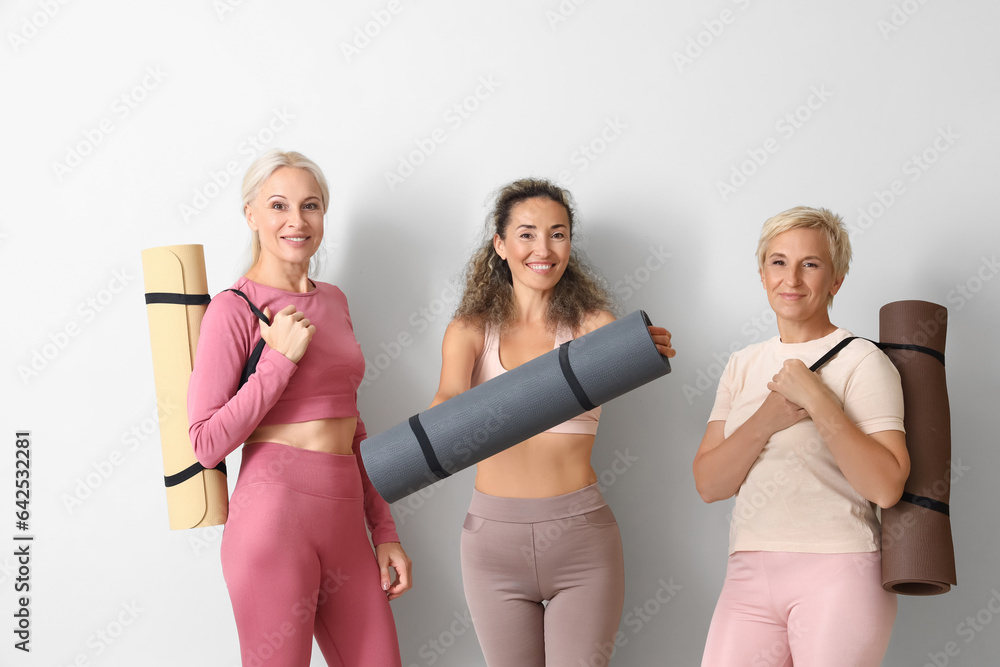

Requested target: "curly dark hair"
[{"left": 453, "top": 178, "right": 616, "bottom": 333}]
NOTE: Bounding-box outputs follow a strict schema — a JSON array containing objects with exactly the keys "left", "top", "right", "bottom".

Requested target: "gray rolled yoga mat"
[{"left": 361, "top": 310, "right": 671, "bottom": 503}]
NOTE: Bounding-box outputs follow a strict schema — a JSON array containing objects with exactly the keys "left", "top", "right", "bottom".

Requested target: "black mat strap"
[
  {"left": 810, "top": 337, "right": 946, "bottom": 372},
  {"left": 876, "top": 342, "right": 946, "bottom": 367},
  {"left": 225, "top": 289, "right": 270, "bottom": 324},
  {"left": 164, "top": 460, "right": 227, "bottom": 488},
  {"left": 809, "top": 337, "right": 859, "bottom": 372},
  {"left": 145, "top": 292, "right": 211, "bottom": 306},
  {"left": 900, "top": 491, "right": 950, "bottom": 516},
  {"left": 224, "top": 289, "right": 271, "bottom": 389},
  {"left": 409, "top": 414, "right": 450, "bottom": 480},
  {"left": 558, "top": 342, "right": 598, "bottom": 411},
  {"left": 239, "top": 340, "right": 267, "bottom": 389}
]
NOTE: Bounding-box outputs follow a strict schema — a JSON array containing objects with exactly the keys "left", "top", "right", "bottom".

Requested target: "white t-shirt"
[{"left": 709, "top": 328, "right": 905, "bottom": 555}]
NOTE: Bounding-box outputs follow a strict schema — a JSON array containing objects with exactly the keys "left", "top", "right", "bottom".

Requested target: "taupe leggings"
[{"left": 460, "top": 483, "right": 625, "bottom": 667}]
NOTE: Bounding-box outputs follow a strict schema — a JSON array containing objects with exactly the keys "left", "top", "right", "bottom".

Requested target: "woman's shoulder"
[
  {"left": 208, "top": 277, "right": 256, "bottom": 314},
  {"left": 447, "top": 315, "right": 487, "bottom": 338},
  {"left": 577, "top": 309, "right": 615, "bottom": 336},
  {"left": 198, "top": 279, "right": 259, "bottom": 344},
  {"left": 313, "top": 280, "right": 348, "bottom": 302},
  {"left": 443, "top": 316, "right": 487, "bottom": 355},
  {"left": 831, "top": 329, "right": 900, "bottom": 378},
  {"left": 724, "top": 335, "right": 781, "bottom": 372}
]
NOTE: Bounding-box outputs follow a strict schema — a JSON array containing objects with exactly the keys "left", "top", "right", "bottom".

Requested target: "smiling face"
[
  {"left": 245, "top": 166, "right": 324, "bottom": 271},
  {"left": 493, "top": 197, "right": 572, "bottom": 293},
  {"left": 760, "top": 226, "right": 845, "bottom": 338}
]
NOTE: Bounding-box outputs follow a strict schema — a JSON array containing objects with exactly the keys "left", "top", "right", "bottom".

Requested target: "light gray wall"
[{"left": 4, "top": 1, "right": 998, "bottom": 665}]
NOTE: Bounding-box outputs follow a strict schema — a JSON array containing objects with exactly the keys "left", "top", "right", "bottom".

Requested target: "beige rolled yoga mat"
[
  {"left": 142, "top": 244, "right": 228, "bottom": 529},
  {"left": 879, "top": 300, "right": 956, "bottom": 595}
]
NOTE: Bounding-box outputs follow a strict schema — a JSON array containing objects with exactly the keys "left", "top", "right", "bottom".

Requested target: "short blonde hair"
[
  {"left": 756, "top": 206, "right": 852, "bottom": 307},
  {"left": 242, "top": 149, "right": 330, "bottom": 267}
]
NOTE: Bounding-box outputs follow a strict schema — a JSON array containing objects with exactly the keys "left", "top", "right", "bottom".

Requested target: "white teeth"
[
  {"left": 528, "top": 263, "right": 553, "bottom": 269},
  {"left": 284, "top": 237, "right": 307, "bottom": 242}
]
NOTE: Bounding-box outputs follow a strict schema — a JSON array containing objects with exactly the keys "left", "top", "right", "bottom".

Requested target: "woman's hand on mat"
[
  {"left": 648, "top": 326, "right": 676, "bottom": 358},
  {"left": 376, "top": 542, "right": 412, "bottom": 600},
  {"left": 260, "top": 305, "right": 316, "bottom": 364}
]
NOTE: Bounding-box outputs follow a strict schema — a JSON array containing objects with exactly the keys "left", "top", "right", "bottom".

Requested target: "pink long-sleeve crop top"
[{"left": 187, "top": 276, "right": 398, "bottom": 545}]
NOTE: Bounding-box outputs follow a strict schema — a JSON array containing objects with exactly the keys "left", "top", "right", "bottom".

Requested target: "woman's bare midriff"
[
  {"left": 474, "top": 431, "right": 598, "bottom": 498},
  {"left": 246, "top": 416, "right": 358, "bottom": 455}
]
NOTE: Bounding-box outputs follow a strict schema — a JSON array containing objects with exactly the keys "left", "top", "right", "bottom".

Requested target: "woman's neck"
[
  {"left": 776, "top": 315, "right": 838, "bottom": 344},
  {"left": 510, "top": 282, "right": 553, "bottom": 326},
  {"left": 246, "top": 256, "right": 312, "bottom": 293}
]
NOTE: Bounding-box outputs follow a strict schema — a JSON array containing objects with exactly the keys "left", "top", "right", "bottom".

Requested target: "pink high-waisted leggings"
[
  {"left": 460, "top": 483, "right": 625, "bottom": 667},
  {"left": 221, "top": 442, "right": 401, "bottom": 667},
  {"left": 701, "top": 551, "right": 897, "bottom": 667}
]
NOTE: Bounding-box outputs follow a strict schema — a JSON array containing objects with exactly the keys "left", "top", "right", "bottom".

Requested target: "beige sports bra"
[{"left": 470, "top": 323, "right": 601, "bottom": 435}]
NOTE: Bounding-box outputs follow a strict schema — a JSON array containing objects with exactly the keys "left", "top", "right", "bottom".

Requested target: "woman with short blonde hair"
[{"left": 694, "top": 206, "right": 908, "bottom": 665}]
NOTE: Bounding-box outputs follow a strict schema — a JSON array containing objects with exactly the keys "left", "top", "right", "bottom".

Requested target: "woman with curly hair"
[{"left": 430, "top": 178, "right": 674, "bottom": 666}]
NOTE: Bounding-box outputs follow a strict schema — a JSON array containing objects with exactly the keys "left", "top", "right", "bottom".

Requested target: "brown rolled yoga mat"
[
  {"left": 142, "top": 245, "right": 228, "bottom": 530},
  {"left": 879, "top": 300, "right": 956, "bottom": 595}
]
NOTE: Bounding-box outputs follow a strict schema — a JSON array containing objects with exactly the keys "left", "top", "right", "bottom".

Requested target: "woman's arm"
[
  {"left": 768, "top": 358, "right": 909, "bottom": 508},
  {"left": 429, "top": 319, "right": 483, "bottom": 408},
  {"left": 693, "top": 391, "right": 807, "bottom": 502},
  {"left": 352, "top": 417, "right": 400, "bottom": 546},
  {"left": 353, "top": 417, "right": 412, "bottom": 599},
  {"left": 187, "top": 294, "right": 299, "bottom": 469}
]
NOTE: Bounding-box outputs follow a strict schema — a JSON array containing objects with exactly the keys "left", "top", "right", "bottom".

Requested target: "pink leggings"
[
  {"left": 221, "top": 442, "right": 401, "bottom": 667},
  {"left": 460, "top": 483, "right": 625, "bottom": 667},
  {"left": 701, "top": 551, "right": 897, "bottom": 667}
]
